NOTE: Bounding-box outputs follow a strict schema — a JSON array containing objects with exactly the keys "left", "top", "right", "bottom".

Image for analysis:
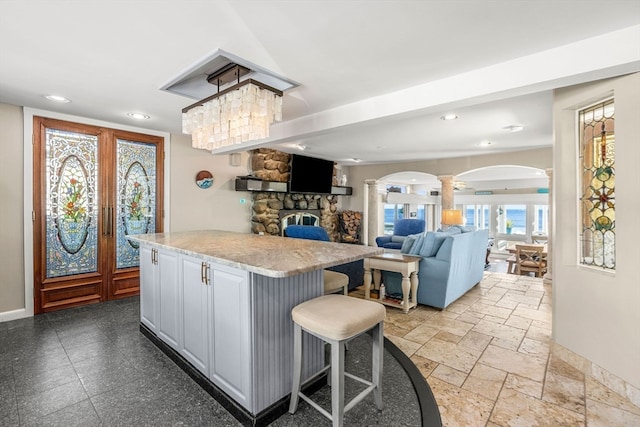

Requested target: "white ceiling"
[{"left": 1, "top": 1, "right": 639, "bottom": 175}]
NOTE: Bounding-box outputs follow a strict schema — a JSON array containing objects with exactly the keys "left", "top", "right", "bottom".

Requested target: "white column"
[
  {"left": 543, "top": 168, "right": 553, "bottom": 285},
  {"left": 365, "top": 179, "right": 379, "bottom": 247},
  {"left": 438, "top": 175, "right": 455, "bottom": 210}
]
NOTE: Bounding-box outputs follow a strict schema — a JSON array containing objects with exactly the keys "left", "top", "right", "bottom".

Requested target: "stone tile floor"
[{"left": 351, "top": 269, "right": 640, "bottom": 426}]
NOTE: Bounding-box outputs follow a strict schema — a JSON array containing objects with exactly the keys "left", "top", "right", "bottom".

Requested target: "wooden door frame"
[{"left": 32, "top": 116, "right": 165, "bottom": 313}]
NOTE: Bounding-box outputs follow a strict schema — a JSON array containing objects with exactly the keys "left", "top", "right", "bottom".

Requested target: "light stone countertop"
[{"left": 128, "top": 230, "right": 383, "bottom": 278}]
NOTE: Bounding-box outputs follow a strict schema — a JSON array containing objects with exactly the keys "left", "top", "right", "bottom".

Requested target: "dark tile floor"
[{"left": 0, "top": 297, "right": 425, "bottom": 426}]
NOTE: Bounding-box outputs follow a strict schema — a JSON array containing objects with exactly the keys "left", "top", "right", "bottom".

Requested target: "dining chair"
[
  {"left": 515, "top": 244, "right": 547, "bottom": 277},
  {"left": 531, "top": 234, "right": 548, "bottom": 244}
]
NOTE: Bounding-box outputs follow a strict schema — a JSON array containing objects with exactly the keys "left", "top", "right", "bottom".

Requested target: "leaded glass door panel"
[
  {"left": 107, "top": 131, "right": 163, "bottom": 300},
  {"left": 33, "top": 118, "right": 163, "bottom": 313}
]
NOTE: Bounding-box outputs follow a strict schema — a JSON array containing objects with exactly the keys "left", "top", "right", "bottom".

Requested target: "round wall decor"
[{"left": 195, "top": 170, "right": 214, "bottom": 189}]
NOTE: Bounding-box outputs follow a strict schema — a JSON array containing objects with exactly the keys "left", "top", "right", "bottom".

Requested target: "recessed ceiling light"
[
  {"left": 296, "top": 144, "right": 306, "bottom": 151},
  {"left": 351, "top": 158, "right": 362, "bottom": 163},
  {"left": 503, "top": 124, "right": 524, "bottom": 132},
  {"left": 44, "top": 95, "right": 71, "bottom": 103},
  {"left": 479, "top": 140, "right": 493, "bottom": 147},
  {"left": 127, "top": 112, "right": 151, "bottom": 120},
  {"left": 441, "top": 114, "right": 458, "bottom": 121}
]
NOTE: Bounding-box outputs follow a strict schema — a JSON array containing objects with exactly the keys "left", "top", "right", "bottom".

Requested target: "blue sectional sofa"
[{"left": 382, "top": 226, "right": 489, "bottom": 309}]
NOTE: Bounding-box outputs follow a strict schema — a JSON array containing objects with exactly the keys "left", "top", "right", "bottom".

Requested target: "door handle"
[
  {"left": 109, "top": 207, "right": 114, "bottom": 237},
  {"left": 102, "top": 207, "right": 109, "bottom": 236},
  {"left": 200, "top": 262, "right": 210, "bottom": 285}
]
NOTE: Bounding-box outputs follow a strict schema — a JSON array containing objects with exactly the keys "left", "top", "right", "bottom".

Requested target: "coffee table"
[{"left": 363, "top": 253, "right": 421, "bottom": 313}]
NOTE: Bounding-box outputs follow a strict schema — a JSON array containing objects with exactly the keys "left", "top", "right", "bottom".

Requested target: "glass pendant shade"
[{"left": 182, "top": 82, "right": 282, "bottom": 151}]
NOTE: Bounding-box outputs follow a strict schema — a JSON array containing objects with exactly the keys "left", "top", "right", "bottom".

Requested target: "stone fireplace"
[
  {"left": 249, "top": 148, "right": 340, "bottom": 241},
  {"left": 248, "top": 149, "right": 362, "bottom": 243}
]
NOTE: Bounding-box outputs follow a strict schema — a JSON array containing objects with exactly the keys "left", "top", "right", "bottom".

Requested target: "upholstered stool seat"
[
  {"left": 323, "top": 270, "right": 349, "bottom": 295},
  {"left": 289, "top": 294, "right": 386, "bottom": 427}
]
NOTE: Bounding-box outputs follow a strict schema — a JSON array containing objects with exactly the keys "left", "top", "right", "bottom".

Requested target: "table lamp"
[{"left": 441, "top": 209, "right": 464, "bottom": 228}]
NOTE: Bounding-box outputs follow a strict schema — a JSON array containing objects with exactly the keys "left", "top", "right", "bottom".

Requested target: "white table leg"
[
  {"left": 410, "top": 272, "right": 418, "bottom": 306},
  {"left": 364, "top": 266, "right": 372, "bottom": 300},
  {"left": 373, "top": 269, "right": 381, "bottom": 289},
  {"left": 401, "top": 274, "right": 411, "bottom": 314}
]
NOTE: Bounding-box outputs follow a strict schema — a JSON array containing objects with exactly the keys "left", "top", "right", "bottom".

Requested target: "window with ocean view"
[
  {"left": 465, "top": 205, "right": 490, "bottom": 230},
  {"left": 383, "top": 203, "right": 404, "bottom": 235},
  {"left": 503, "top": 204, "right": 526, "bottom": 235}
]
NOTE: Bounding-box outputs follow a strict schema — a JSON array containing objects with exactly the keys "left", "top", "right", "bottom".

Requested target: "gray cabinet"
[
  {"left": 156, "top": 249, "right": 180, "bottom": 350},
  {"left": 140, "top": 246, "right": 180, "bottom": 350},
  {"left": 210, "top": 263, "right": 251, "bottom": 408},
  {"left": 179, "top": 254, "right": 252, "bottom": 408},
  {"left": 139, "top": 245, "right": 157, "bottom": 332},
  {"left": 180, "top": 254, "right": 211, "bottom": 376}
]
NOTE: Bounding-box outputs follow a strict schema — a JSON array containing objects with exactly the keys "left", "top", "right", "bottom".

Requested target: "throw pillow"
[
  {"left": 391, "top": 235, "right": 406, "bottom": 243},
  {"left": 419, "top": 232, "right": 448, "bottom": 257},
  {"left": 400, "top": 234, "right": 417, "bottom": 253},
  {"left": 408, "top": 234, "right": 425, "bottom": 255}
]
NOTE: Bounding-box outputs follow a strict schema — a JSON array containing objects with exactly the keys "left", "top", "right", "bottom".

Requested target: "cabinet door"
[
  {"left": 157, "top": 250, "right": 180, "bottom": 350},
  {"left": 210, "top": 263, "right": 251, "bottom": 408},
  {"left": 139, "top": 245, "right": 157, "bottom": 331},
  {"left": 180, "top": 255, "right": 210, "bottom": 376}
]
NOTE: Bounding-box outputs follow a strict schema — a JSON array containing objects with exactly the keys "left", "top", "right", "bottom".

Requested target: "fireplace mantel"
[{"left": 235, "top": 177, "right": 352, "bottom": 195}]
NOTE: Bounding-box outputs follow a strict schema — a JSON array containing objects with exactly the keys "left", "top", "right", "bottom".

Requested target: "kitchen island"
[{"left": 128, "top": 230, "right": 382, "bottom": 426}]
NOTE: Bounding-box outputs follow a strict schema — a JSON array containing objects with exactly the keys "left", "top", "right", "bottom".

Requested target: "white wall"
[
  {"left": 170, "top": 133, "right": 252, "bottom": 233},
  {"left": 553, "top": 73, "right": 640, "bottom": 389},
  {"left": 0, "top": 104, "right": 25, "bottom": 315}
]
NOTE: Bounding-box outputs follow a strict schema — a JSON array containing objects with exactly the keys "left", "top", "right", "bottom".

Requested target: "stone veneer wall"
[{"left": 249, "top": 148, "right": 340, "bottom": 241}]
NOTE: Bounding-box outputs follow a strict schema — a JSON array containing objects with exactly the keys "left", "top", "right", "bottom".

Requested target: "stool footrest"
[
  {"left": 344, "top": 383, "right": 377, "bottom": 413},
  {"left": 296, "top": 370, "right": 378, "bottom": 420},
  {"left": 299, "top": 392, "right": 333, "bottom": 421},
  {"left": 296, "top": 381, "right": 378, "bottom": 422}
]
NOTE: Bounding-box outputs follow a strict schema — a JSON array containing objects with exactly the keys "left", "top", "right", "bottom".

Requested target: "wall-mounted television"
[{"left": 289, "top": 154, "right": 334, "bottom": 194}]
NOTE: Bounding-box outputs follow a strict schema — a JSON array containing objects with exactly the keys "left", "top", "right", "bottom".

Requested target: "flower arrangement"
[
  {"left": 63, "top": 178, "right": 86, "bottom": 222},
  {"left": 506, "top": 219, "right": 513, "bottom": 228},
  {"left": 129, "top": 182, "right": 144, "bottom": 220}
]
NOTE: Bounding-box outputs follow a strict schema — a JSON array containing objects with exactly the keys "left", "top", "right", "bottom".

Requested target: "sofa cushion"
[
  {"left": 419, "top": 232, "right": 448, "bottom": 257},
  {"left": 436, "top": 227, "right": 461, "bottom": 234},
  {"left": 453, "top": 225, "right": 477, "bottom": 233},
  {"left": 391, "top": 235, "right": 406, "bottom": 243}
]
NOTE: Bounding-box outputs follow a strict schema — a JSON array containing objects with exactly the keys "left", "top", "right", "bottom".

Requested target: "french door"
[{"left": 33, "top": 117, "right": 164, "bottom": 313}]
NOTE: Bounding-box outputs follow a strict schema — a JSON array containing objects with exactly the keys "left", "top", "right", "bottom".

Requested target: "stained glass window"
[
  {"left": 45, "top": 129, "right": 99, "bottom": 277},
  {"left": 116, "top": 139, "right": 157, "bottom": 269},
  {"left": 579, "top": 99, "right": 615, "bottom": 270}
]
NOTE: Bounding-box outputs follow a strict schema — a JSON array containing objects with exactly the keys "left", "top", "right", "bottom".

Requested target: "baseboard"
[
  {"left": 551, "top": 341, "right": 640, "bottom": 408},
  {"left": 0, "top": 308, "right": 30, "bottom": 323}
]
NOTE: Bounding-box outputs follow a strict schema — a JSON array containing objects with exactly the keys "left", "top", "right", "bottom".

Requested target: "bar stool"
[
  {"left": 289, "top": 294, "right": 386, "bottom": 427},
  {"left": 323, "top": 270, "right": 349, "bottom": 295}
]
